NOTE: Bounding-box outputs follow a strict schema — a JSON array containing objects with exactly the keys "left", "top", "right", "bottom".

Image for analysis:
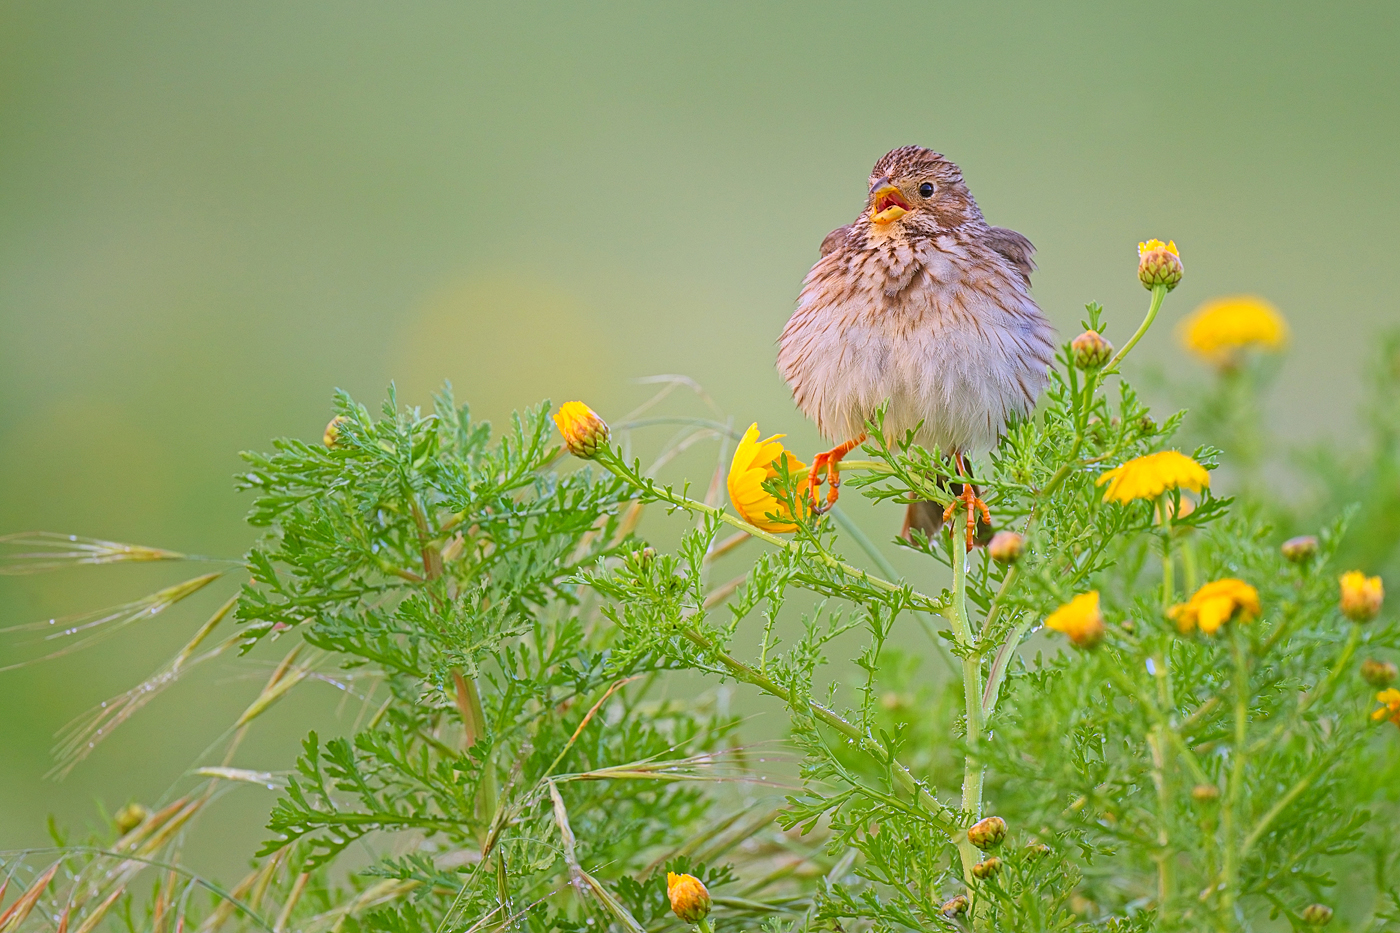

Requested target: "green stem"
[
  {"left": 1103, "top": 284, "right": 1167, "bottom": 376},
  {"left": 677, "top": 626, "right": 958, "bottom": 836},
  {"left": 830, "top": 505, "right": 958, "bottom": 676},
  {"left": 1158, "top": 496, "right": 1174, "bottom": 614},
  {"left": 949, "top": 536, "right": 984, "bottom": 885},
  {"left": 597, "top": 450, "right": 948, "bottom": 615},
  {"left": 1221, "top": 624, "right": 1251, "bottom": 919},
  {"left": 981, "top": 614, "right": 1034, "bottom": 721}
]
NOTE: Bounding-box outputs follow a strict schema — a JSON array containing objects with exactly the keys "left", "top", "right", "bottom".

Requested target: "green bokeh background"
[{"left": 2, "top": 2, "right": 1396, "bottom": 881}]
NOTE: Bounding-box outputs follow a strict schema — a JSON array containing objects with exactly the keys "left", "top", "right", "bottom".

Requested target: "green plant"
[{"left": 2, "top": 256, "right": 1397, "bottom": 933}]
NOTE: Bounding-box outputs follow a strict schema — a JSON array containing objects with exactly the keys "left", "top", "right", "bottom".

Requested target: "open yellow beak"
[{"left": 869, "top": 183, "right": 911, "bottom": 225}]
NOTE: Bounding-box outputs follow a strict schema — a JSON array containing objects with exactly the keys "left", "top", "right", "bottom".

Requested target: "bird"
[{"left": 777, "top": 146, "right": 1055, "bottom": 549}]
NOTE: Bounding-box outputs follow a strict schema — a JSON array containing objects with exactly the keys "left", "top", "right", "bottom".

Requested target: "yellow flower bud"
[
  {"left": 1360, "top": 659, "right": 1398, "bottom": 688},
  {"left": 1281, "top": 535, "right": 1318, "bottom": 563},
  {"left": 1191, "top": 784, "right": 1220, "bottom": 803},
  {"left": 553, "top": 401, "right": 610, "bottom": 460},
  {"left": 1138, "top": 238, "right": 1182, "bottom": 291},
  {"left": 323, "top": 415, "right": 349, "bottom": 448},
  {"left": 971, "top": 856, "right": 1002, "bottom": 880},
  {"left": 114, "top": 802, "right": 149, "bottom": 835},
  {"left": 987, "top": 531, "right": 1024, "bottom": 564},
  {"left": 940, "top": 895, "right": 969, "bottom": 918},
  {"left": 967, "top": 815, "right": 1007, "bottom": 850},
  {"left": 1339, "top": 571, "right": 1383, "bottom": 622},
  {"left": 1070, "top": 330, "right": 1114, "bottom": 370},
  {"left": 1301, "top": 904, "right": 1334, "bottom": 926},
  {"left": 666, "top": 872, "right": 711, "bottom": 925}
]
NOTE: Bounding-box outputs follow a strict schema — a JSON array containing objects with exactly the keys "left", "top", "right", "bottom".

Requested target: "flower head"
[
  {"left": 553, "top": 401, "right": 610, "bottom": 459},
  {"left": 1097, "top": 451, "right": 1209, "bottom": 504},
  {"left": 1361, "top": 659, "right": 1398, "bottom": 689},
  {"left": 1071, "top": 330, "right": 1114, "bottom": 370},
  {"left": 987, "top": 531, "right": 1024, "bottom": 564},
  {"left": 1046, "top": 592, "right": 1105, "bottom": 649},
  {"left": 1374, "top": 689, "right": 1400, "bottom": 728},
  {"left": 728, "top": 424, "right": 808, "bottom": 532},
  {"left": 667, "top": 872, "right": 712, "bottom": 924},
  {"left": 114, "top": 802, "right": 149, "bottom": 835},
  {"left": 972, "top": 856, "right": 1003, "bottom": 880},
  {"left": 1301, "top": 904, "right": 1334, "bottom": 926},
  {"left": 1178, "top": 295, "right": 1288, "bottom": 368},
  {"left": 940, "top": 895, "right": 969, "bottom": 918},
  {"left": 1340, "top": 571, "right": 1384, "bottom": 623},
  {"left": 967, "top": 815, "right": 1007, "bottom": 850},
  {"left": 1281, "top": 535, "right": 1319, "bottom": 564},
  {"left": 1138, "top": 239, "right": 1183, "bottom": 291},
  {"left": 1169, "top": 578, "right": 1260, "bottom": 636},
  {"left": 324, "top": 415, "right": 349, "bottom": 448}
]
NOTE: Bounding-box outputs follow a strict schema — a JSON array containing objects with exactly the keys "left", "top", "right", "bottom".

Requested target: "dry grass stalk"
[
  {"left": 50, "top": 595, "right": 241, "bottom": 778},
  {"left": 0, "top": 861, "right": 61, "bottom": 932},
  {"left": 0, "top": 531, "right": 191, "bottom": 575}
]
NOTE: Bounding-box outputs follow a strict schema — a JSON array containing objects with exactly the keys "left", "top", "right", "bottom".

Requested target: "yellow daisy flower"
[
  {"left": 1097, "top": 451, "right": 1209, "bottom": 504},
  {"left": 1373, "top": 688, "right": 1400, "bottom": 728},
  {"left": 1045, "top": 591, "right": 1105, "bottom": 649},
  {"left": 727, "top": 424, "right": 808, "bottom": 533},
  {"left": 1168, "top": 578, "right": 1260, "bottom": 635},
  {"left": 1178, "top": 296, "right": 1288, "bottom": 367}
]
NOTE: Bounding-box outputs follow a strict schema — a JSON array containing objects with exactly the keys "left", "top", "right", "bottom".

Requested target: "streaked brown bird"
[{"left": 777, "top": 146, "right": 1055, "bottom": 547}]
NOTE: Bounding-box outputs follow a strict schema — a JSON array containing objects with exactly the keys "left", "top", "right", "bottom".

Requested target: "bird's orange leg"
[
  {"left": 807, "top": 433, "right": 867, "bottom": 514},
  {"left": 941, "top": 452, "right": 992, "bottom": 550}
]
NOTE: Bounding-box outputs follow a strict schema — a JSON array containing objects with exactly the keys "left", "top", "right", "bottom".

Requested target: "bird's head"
[{"left": 863, "top": 146, "right": 982, "bottom": 239}]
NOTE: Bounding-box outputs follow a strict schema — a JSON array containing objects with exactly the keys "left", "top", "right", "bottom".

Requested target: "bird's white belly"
[{"left": 779, "top": 285, "right": 1047, "bottom": 455}]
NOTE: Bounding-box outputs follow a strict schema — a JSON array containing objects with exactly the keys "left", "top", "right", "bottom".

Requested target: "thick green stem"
[
  {"left": 1221, "top": 625, "right": 1251, "bottom": 920},
  {"left": 949, "top": 536, "right": 984, "bottom": 884}
]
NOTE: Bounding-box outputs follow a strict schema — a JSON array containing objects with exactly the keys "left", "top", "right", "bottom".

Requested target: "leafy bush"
[{"left": 2, "top": 263, "right": 1397, "bottom": 932}]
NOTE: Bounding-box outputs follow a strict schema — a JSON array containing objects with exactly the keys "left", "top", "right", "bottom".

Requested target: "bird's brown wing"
[
  {"left": 984, "top": 226, "right": 1037, "bottom": 283},
  {"left": 820, "top": 223, "right": 854, "bottom": 257}
]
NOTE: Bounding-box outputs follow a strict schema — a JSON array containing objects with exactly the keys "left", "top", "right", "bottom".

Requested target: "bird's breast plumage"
[{"left": 777, "top": 232, "right": 1055, "bottom": 454}]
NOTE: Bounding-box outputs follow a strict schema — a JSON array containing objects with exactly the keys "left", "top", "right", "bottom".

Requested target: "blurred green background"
[{"left": 2, "top": 2, "right": 1397, "bottom": 882}]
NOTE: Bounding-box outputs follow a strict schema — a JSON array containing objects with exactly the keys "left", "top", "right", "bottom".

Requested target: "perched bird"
[{"left": 777, "top": 146, "right": 1055, "bottom": 547}]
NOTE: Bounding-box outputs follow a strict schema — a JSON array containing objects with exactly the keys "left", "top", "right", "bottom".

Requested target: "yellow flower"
[
  {"left": 1373, "top": 688, "right": 1400, "bottom": 728},
  {"left": 1168, "top": 578, "right": 1260, "bottom": 635},
  {"left": 1137, "top": 238, "right": 1183, "bottom": 290},
  {"left": 1097, "top": 451, "right": 1209, "bottom": 504},
  {"left": 667, "top": 872, "right": 712, "bottom": 924},
  {"left": 1339, "top": 571, "right": 1384, "bottom": 623},
  {"left": 727, "top": 423, "right": 808, "bottom": 532},
  {"left": 553, "top": 401, "right": 610, "bottom": 459},
  {"left": 1045, "top": 591, "right": 1105, "bottom": 648},
  {"left": 1178, "top": 295, "right": 1288, "bottom": 367},
  {"left": 323, "top": 415, "right": 349, "bottom": 448}
]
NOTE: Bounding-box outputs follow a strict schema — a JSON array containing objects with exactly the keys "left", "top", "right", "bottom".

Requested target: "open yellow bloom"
[
  {"left": 1168, "top": 578, "right": 1260, "bottom": 635},
  {"left": 1340, "top": 571, "right": 1384, "bottom": 622},
  {"left": 553, "top": 401, "right": 610, "bottom": 459},
  {"left": 727, "top": 424, "right": 808, "bottom": 532},
  {"left": 1373, "top": 688, "right": 1400, "bottom": 728},
  {"left": 1097, "top": 451, "right": 1209, "bottom": 504},
  {"left": 667, "top": 872, "right": 712, "bottom": 924},
  {"left": 1178, "top": 295, "right": 1288, "bottom": 366},
  {"left": 1045, "top": 591, "right": 1104, "bottom": 648}
]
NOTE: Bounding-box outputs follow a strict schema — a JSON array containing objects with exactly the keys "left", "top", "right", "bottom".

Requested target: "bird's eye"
[{"left": 919, "top": 182, "right": 935, "bottom": 198}]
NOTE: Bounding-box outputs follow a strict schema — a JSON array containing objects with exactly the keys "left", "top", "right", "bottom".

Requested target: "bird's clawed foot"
[
  {"left": 806, "top": 434, "right": 867, "bottom": 515},
  {"left": 942, "top": 455, "right": 991, "bottom": 551}
]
